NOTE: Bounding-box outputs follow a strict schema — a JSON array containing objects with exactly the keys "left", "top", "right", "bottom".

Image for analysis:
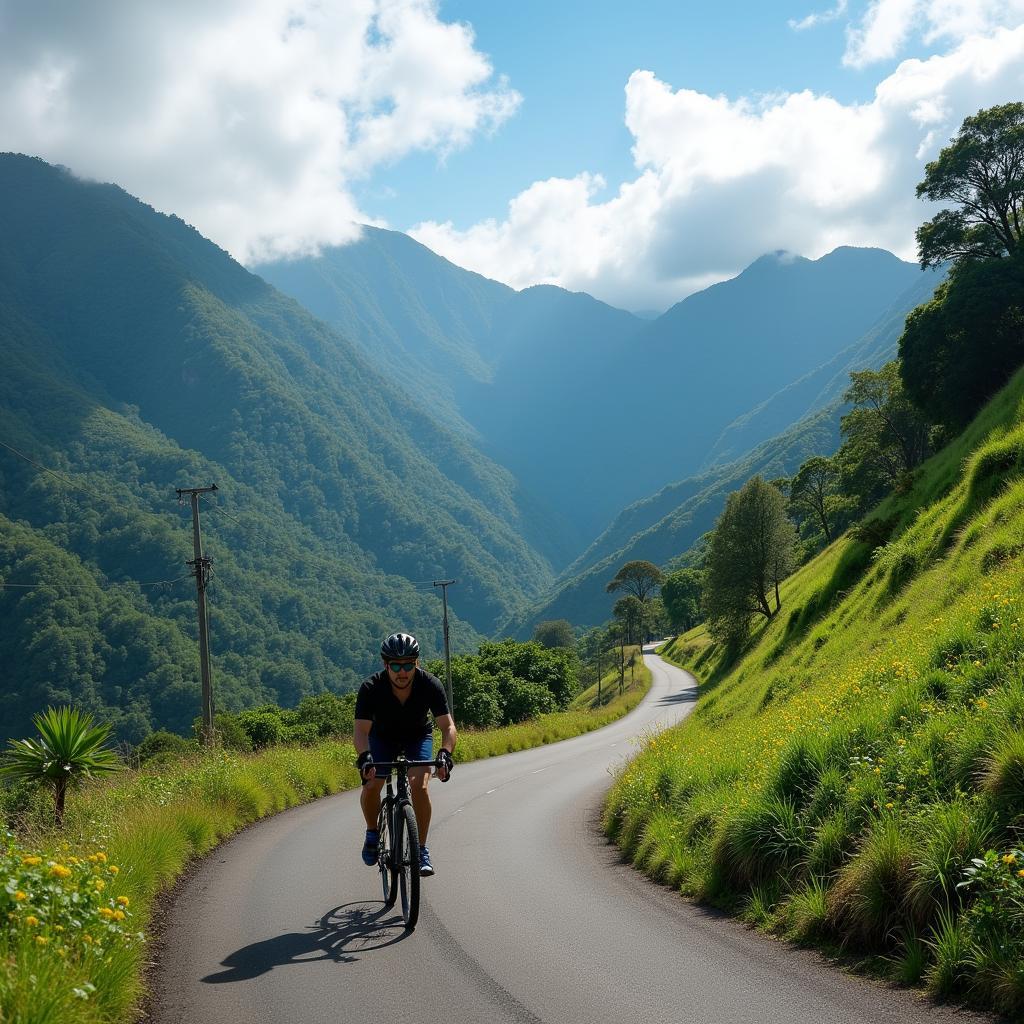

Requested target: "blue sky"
[
  {"left": 362, "top": 1, "right": 864, "bottom": 229},
  {"left": 2, "top": 1, "right": 1023, "bottom": 309}
]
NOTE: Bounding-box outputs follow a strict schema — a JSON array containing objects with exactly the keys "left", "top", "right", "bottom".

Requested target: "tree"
[
  {"left": 613, "top": 595, "right": 644, "bottom": 645},
  {"left": 838, "top": 362, "right": 932, "bottom": 507},
  {"left": 661, "top": 568, "right": 704, "bottom": 633},
  {"left": 703, "top": 477, "right": 798, "bottom": 644},
  {"left": 899, "top": 255, "right": 1024, "bottom": 428},
  {"left": 0, "top": 706, "right": 122, "bottom": 825},
  {"left": 533, "top": 619, "right": 575, "bottom": 649},
  {"left": 605, "top": 560, "right": 664, "bottom": 603},
  {"left": 788, "top": 456, "right": 840, "bottom": 545},
  {"left": 916, "top": 103, "right": 1024, "bottom": 269}
]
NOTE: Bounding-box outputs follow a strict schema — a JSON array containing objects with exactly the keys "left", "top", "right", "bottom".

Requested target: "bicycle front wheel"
[
  {"left": 396, "top": 801, "right": 421, "bottom": 930},
  {"left": 377, "top": 800, "right": 398, "bottom": 908}
]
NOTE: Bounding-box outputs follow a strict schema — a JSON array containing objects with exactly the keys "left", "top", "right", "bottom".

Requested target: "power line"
[
  {"left": 0, "top": 574, "right": 191, "bottom": 591},
  {"left": 0, "top": 438, "right": 121, "bottom": 509},
  {"left": 200, "top": 493, "right": 243, "bottom": 527}
]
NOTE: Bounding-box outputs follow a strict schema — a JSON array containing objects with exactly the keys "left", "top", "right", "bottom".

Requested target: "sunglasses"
[{"left": 387, "top": 661, "right": 416, "bottom": 673}]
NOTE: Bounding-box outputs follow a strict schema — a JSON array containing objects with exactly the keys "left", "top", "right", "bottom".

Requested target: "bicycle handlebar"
[{"left": 370, "top": 758, "right": 444, "bottom": 771}]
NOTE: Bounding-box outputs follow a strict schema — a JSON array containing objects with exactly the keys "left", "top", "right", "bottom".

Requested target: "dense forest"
[{"left": 0, "top": 155, "right": 559, "bottom": 742}]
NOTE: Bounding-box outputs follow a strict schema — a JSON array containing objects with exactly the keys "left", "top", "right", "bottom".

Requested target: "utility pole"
[
  {"left": 432, "top": 579, "right": 457, "bottom": 710},
  {"left": 177, "top": 484, "right": 217, "bottom": 746}
]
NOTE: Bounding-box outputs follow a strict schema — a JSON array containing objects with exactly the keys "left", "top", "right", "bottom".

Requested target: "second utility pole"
[
  {"left": 432, "top": 579, "right": 456, "bottom": 710},
  {"left": 177, "top": 484, "right": 218, "bottom": 746}
]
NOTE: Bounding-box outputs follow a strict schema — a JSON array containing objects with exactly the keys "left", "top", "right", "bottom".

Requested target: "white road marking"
[
  {"left": 486, "top": 788, "right": 497, "bottom": 794},
  {"left": 531, "top": 768, "right": 547, "bottom": 774}
]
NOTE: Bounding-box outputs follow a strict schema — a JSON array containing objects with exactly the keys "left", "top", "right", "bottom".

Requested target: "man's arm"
[
  {"left": 435, "top": 713, "right": 457, "bottom": 754},
  {"left": 354, "top": 718, "right": 375, "bottom": 780},
  {"left": 435, "top": 712, "right": 457, "bottom": 782},
  {"left": 354, "top": 718, "right": 372, "bottom": 756}
]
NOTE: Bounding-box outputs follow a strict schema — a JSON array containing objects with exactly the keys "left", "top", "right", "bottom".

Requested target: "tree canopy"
[
  {"left": 605, "top": 560, "right": 664, "bottom": 603},
  {"left": 703, "top": 477, "right": 797, "bottom": 644},
  {"left": 661, "top": 568, "right": 704, "bottom": 634},
  {"left": 916, "top": 102, "right": 1024, "bottom": 268},
  {"left": 899, "top": 255, "right": 1024, "bottom": 428},
  {"left": 532, "top": 619, "right": 576, "bottom": 649}
]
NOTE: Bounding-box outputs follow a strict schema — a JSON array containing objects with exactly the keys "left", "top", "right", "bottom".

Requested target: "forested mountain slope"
[
  {"left": 260, "top": 233, "right": 920, "bottom": 545},
  {"left": 0, "top": 155, "right": 554, "bottom": 741},
  {"left": 505, "top": 262, "right": 945, "bottom": 635},
  {"left": 702, "top": 266, "right": 945, "bottom": 468},
  {"left": 502, "top": 405, "right": 842, "bottom": 637}
]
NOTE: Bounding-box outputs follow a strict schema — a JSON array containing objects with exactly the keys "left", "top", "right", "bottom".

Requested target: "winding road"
[{"left": 153, "top": 648, "right": 993, "bottom": 1023}]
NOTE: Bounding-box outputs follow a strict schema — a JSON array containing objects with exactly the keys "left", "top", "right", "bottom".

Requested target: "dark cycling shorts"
[{"left": 368, "top": 733, "right": 433, "bottom": 772}]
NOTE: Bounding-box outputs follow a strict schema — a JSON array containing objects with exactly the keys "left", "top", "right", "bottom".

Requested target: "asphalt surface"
[{"left": 153, "top": 648, "right": 995, "bottom": 1024}]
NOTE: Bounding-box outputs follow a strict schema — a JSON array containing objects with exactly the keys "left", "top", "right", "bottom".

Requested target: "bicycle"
[{"left": 371, "top": 754, "right": 442, "bottom": 931}]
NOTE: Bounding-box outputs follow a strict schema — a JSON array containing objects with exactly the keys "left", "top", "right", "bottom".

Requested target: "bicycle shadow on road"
[{"left": 201, "top": 901, "right": 410, "bottom": 983}]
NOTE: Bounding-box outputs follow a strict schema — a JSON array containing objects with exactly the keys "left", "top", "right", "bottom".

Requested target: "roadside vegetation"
[
  {"left": 608, "top": 102, "right": 1024, "bottom": 1018},
  {"left": 0, "top": 637, "right": 648, "bottom": 1024},
  {"left": 607, "top": 363, "right": 1024, "bottom": 1016}
]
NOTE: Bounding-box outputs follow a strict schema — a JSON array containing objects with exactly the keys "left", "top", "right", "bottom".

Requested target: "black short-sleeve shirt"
[{"left": 354, "top": 667, "right": 450, "bottom": 742}]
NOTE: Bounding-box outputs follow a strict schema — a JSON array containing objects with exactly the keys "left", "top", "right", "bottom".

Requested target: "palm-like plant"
[{"left": 0, "top": 706, "right": 122, "bottom": 825}]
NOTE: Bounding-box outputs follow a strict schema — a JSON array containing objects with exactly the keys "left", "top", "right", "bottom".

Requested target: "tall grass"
[
  {"left": 606, "top": 366, "right": 1024, "bottom": 1015},
  {"left": 1, "top": 654, "right": 651, "bottom": 1023}
]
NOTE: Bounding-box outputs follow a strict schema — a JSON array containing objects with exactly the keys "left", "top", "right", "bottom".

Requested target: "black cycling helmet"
[{"left": 381, "top": 632, "right": 419, "bottom": 660}]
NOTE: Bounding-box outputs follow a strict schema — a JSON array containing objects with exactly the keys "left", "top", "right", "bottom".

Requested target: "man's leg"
[
  {"left": 360, "top": 777, "right": 386, "bottom": 829},
  {"left": 409, "top": 767, "right": 432, "bottom": 844}
]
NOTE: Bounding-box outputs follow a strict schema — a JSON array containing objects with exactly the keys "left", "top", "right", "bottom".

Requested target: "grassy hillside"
[{"left": 606, "top": 364, "right": 1024, "bottom": 1015}]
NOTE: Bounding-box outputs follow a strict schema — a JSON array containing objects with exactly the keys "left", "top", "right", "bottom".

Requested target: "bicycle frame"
[{"left": 371, "top": 754, "right": 440, "bottom": 931}]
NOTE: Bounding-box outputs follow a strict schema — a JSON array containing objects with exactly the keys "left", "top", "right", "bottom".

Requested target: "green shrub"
[
  {"left": 981, "top": 729, "right": 1024, "bottom": 810},
  {"left": 807, "top": 809, "right": 855, "bottom": 876},
  {"left": 828, "top": 817, "right": 915, "bottom": 947},
  {"left": 135, "top": 730, "right": 196, "bottom": 764},
  {"left": 782, "top": 876, "right": 830, "bottom": 942},
  {"left": 716, "top": 795, "right": 809, "bottom": 888},
  {"left": 909, "top": 801, "right": 995, "bottom": 925}
]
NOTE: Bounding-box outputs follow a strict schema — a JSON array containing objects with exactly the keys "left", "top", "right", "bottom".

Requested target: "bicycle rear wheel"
[
  {"left": 377, "top": 800, "right": 398, "bottom": 908},
  {"left": 397, "top": 801, "right": 421, "bottom": 930}
]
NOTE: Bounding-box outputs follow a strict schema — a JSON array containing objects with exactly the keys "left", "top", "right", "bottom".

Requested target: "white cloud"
[
  {"left": 843, "top": 0, "right": 1024, "bottom": 67},
  {"left": 411, "top": 23, "right": 1024, "bottom": 311},
  {"left": 0, "top": 0, "right": 520, "bottom": 263},
  {"left": 789, "top": 1, "right": 849, "bottom": 33}
]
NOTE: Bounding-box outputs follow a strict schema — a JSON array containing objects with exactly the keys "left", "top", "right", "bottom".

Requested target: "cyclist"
[{"left": 354, "top": 632, "right": 456, "bottom": 877}]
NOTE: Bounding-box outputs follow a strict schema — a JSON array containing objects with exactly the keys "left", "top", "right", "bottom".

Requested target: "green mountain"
[
  {"left": 0, "top": 155, "right": 555, "bottom": 742},
  {"left": 502, "top": 405, "right": 842, "bottom": 637},
  {"left": 503, "top": 264, "right": 946, "bottom": 636},
  {"left": 257, "top": 230, "right": 643, "bottom": 561},
  {"left": 260, "top": 236, "right": 921, "bottom": 544}
]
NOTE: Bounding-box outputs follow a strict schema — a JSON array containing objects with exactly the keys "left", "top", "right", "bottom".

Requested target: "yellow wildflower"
[
  {"left": 93, "top": 852, "right": 108, "bottom": 864},
  {"left": 1003, "top": 853, "right": 1017, "bottom": 865},
  {"left": 108, "top": 865, "right": 119, "bottom": 875},
  {"left": 98, "top": 907, "right": 115, "bottom": 919},
  {"left": 116, "top": 896, "right": 129, "bottom": 907},
  {"left": 113, "top": 910, "right": 126, "bottom": 921},
  {"left": 83, "top": 934, "right": 94, "bottom": 944},
  {"left": 50, "top": 864, "right": 72, "bottom": 879},
  {"left": 21, "top": 856, "right": 42, "bottom": 867},
  {"left": 25, "top": 916, "right": 40, "bottom": 927},
  {"left": 93, "top": 879, "right": 106, "bottom": 892},
  {"left": 13, "top": 891, "right": 27, "bottom": 902},
  {"left": 35, "top": 936, "right": 48, "bottom": 946}
]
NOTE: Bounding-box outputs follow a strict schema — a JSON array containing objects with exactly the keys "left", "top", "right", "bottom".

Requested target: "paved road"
[{"left": 153, "top": 648, "right": 993, "bottom": 1023}]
